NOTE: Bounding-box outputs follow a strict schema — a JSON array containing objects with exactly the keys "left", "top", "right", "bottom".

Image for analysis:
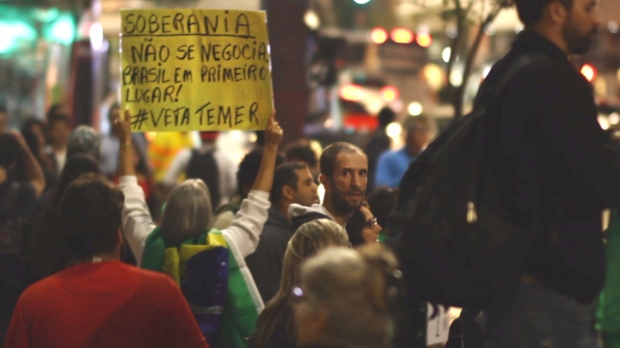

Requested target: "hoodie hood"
[
  {"left": 288, "top": 204, "right": 339, "bottom": 231},
  {"left": 289, "top": 204, "right": 334, "bottom": 220}
]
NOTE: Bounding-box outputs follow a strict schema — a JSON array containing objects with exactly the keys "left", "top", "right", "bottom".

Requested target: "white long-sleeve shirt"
[
  {"left": 118, "top": 175, "right": 270, "bottom": 267},
  {"left": 163, "top": 145, "right": 237, "bottom": 205}
]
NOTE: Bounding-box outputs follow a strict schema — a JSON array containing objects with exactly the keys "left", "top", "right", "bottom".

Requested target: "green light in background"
[
  {"left": 0, "top": 21, "right": 37, "bottom": 53},
  {"left": 45, "top": 14, "right": 75, "bottom": 45}
]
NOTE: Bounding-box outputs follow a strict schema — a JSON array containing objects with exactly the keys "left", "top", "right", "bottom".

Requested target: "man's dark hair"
[
  {"left": 48, "top": 113, "right": 71, "bottom": 128},
  {"left": 0, "top": 133, "right": 20, "bottom": 168},
  {"left": 367, "top": 187, "right": 399, "bottom": 232},
  {"left": 59, "top": 174, "right": 123, "bottom": 261},
  {"left": 320, "top": 142, "right": 365, "bottom": 179},
  {"left": 237, "top": 148, "right": 285, "bottom": 197},
  {"left": 285, "top": 143, "right": 318, "bottom": 168},
  {"left": 271, "top": 162, "right": 308, "bottom": 205},
  {"left": 0, "top": 105, "right": 7, "bottom": 114},
  {"left": 516, "top": 0, "right": 574, "bottom": 27},
  {"left": 345, "top": 208, "right": 369, "bottom": 247},
  {"left": 377, "top": 107, "right": 395, "bottom": 129}
]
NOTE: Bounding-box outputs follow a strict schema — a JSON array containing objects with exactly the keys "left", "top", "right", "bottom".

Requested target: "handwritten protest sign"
[{"left": 120, "top": 9, "right": 273, "bottom": 132}]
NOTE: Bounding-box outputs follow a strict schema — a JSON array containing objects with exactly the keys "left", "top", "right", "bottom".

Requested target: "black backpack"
[
  {"left": 186, "top": 149, "right": 222, "bottom": 211},
  {"left": 389, "top": 53, "right": 546, "bottom": 308}
]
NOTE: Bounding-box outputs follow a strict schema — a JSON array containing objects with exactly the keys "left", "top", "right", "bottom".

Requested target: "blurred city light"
[
  {"left": 442, "top": 47, "right": 451, "bottom": 63},
  {"left": 370, "top": 27, "right": 388, "bottom": 44},
  {"left": 0, "top": 21, "right": 37, "bottom": 53},
  {"left": 580, "top": 64, "right": 597, "bottom": 82},
  {"left": 339, "top": 84, "right": 365, "bottom": 102},
  {"left": 450, "top": 70, "right": 463, "bottom": 86},
  {"left": 408, "top": 102, "right": 423, "bottom": 116},
  {"left": 416, "top": 32, "right": 432, "bottom": 48},
  {"left": 599, "top": 116, "right": 610, "bottom": 130},
  {"left": 609, "top": 113, "right": 620, "bottom": 126},
  {"left": 353, "top": 0, "right": 371, "bottom": 4},
  {"left": 609, "top": 21, "right": 619, "bottom": 34},
  {"left": 304, "top": 10, "right": 320, "bottom": 30},
  {"left": 423, "top": 64, "right": 444, "bottom": 91},
  {"left": 390, "top": 28, "right": 414, "bottom": 44},
  {"left": 380, "top": 86, "right": 400, "bottom": 102},
  {"left": 386, "top": 122, "right": 403, "bottom": 140},
  {"left": 445, "top": 24, "right": 458, "bottom": 39},
  {"left": 46, "top": 14, "right": 75, "bottom": 45},
  {"left": 89, "top": 22, "right": 103, "bottom": 50}
]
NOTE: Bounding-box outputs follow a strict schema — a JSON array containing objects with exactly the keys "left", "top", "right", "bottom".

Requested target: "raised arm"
[
  {"left": 12, "top": 131, "right": 45, "bottom": 197},
  {"left": 115, "top": 110, "right": 155, "bottom": 266},
  {"left": 222, "top": 111, "right": 283, "bottom": 257}
]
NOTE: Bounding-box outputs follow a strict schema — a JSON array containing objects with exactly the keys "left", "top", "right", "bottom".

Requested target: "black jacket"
[
  {"left": 246, "top": 207, "right": 295, "bottom": 303},
  {"left": 481, "top": 31, "right": 620, "bottom": 303}
]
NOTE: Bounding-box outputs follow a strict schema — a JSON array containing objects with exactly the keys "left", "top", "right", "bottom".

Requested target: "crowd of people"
[{"left": 0, "top": 0, "right": 618, "bottom": 347}]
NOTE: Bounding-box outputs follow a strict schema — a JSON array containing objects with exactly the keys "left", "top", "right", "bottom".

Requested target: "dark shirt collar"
[
  {"left": 513, "top": 30, "right": 568, "bottom": 64},
  {"left": 268, "top": 207, "right": 293, "bottom": 228}
]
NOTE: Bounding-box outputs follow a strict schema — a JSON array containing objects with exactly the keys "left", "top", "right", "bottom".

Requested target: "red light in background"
[
  {"left": 580, "top": 64, "right": 597, "bottom": 82},
  {"left": 370, "top": 27, "right": 388, "bottom": 44},
  {"left": 339, "top": 84, "right": 365, "bottom": 102},
  {"left": 416, "top": 32, "right": 433, "bottom": 47},
  {"left": 390, "top": 28, "right": 414, "bottom": 44},
  {"left": 380, "top": 86, "right": 400, "bottom": 102}
]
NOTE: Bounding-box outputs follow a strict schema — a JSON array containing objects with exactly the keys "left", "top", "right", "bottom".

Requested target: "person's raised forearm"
[
  {"left": 115, "top": 110, "right": 136, "bottom": 177},
  {"left": 251, "top": 111, "right": 283, "bottom": 194},
  {"left": 12, "top": 131, "right": 45, "bottom": 196}
]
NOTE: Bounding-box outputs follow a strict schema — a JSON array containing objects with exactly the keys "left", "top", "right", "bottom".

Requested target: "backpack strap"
[{"left": 465, "top": 52, "right": 550, "bottom": 216}]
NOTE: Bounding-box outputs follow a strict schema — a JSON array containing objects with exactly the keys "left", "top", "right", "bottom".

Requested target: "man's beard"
[
  {"left": 330, "top": 185, "right": 364, "bottom": 216},
  {"left": 563, "top": 19, "right": 598, "bottom": 55}
]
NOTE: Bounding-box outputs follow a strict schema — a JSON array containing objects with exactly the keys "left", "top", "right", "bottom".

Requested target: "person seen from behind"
[
  {"left": 117, "top": 109, "right": 283, "bottom": 348},
  {"left": 249, "top": 219, "right": 349, "bottom": 348},
  {"left": 293, "top": 245, "right": 401, "bottom": 348},
  {"left": 0, "top": 132, "right": 45, "bottom": 344},
  {"left": 4, "top": 174, "right": 209, "bottom": 348}
]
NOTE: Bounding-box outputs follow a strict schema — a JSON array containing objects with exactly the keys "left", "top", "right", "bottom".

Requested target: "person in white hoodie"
[
  {"left": 114, "top": 109, "right": 282, "bottom": 348},
  {"left": 289, "top": 142, "right": 368, "bottom": 229}
]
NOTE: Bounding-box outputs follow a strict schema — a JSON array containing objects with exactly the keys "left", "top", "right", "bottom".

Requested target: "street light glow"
[
  {"left": 580, "top": 64, "right": 597, "bottom": 82},
  {"left": 370, "top": 27, "right": 388, "bottom": 44},
  {"left": 391, "top": 28, "right": 414, "bottom": 44}
]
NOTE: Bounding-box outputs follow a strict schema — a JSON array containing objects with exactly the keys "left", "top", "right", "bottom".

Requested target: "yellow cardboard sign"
[{"left": 120, "top": 9, "right": 273, "bottom": 132}]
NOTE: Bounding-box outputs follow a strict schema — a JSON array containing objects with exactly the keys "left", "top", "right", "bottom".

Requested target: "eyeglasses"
[{"left": 365, "top": 217, "right": 378, "bottom": 228}]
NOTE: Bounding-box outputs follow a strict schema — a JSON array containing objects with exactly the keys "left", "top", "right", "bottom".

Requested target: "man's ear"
[
  {"left": 319, "top": 174, "right": 330, "bottom": 189},
  {"left": 282, "top": 185, "right": 295, "bottom": 202},
  {"left": 546, "top": 1, "right": 569, "bottom": 26}
]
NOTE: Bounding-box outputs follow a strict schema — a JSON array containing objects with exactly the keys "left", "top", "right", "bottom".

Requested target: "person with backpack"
[
  {"left": 0, "top": 132, "right": 45, "bottom": 344},
  {"left": 116, "top": 109, "right": 282, "bottom": 348},
  {"left": 389, "top": 0, "right": 612, "bottom": 346},
  {"left": 164, "top": 131, "right": 237, "bottom": 211}
]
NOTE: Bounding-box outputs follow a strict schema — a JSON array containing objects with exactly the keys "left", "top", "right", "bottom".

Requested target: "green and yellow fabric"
[{"left": 142, "top": 228, "right": 261, "bottom": 348}]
